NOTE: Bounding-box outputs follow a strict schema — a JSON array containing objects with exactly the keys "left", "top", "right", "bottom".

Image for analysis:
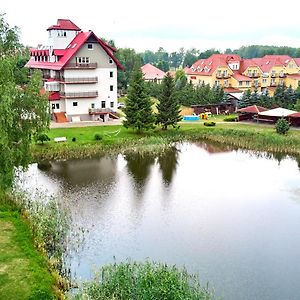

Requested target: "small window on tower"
[
  {"left": 109, "top": 58, "right": 113, "bottom": 64},
  {"left": 88, "top": 44, "right": 93, "bottom": 50},
  {"left": 110, "top": 85, "right": 113, "bottom": 91},
  {"left": 110, "top": 71, "right": 113, "bottom": 78}
]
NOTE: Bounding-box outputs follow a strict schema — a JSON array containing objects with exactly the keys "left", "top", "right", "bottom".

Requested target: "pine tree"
[
  {"left": 156, "top": 73, "right": 182, "bottom": 130},
  {"left": 239, "top": 89, "right": 251, "bottom": 108},
  {"left": 123, "top": 69, "right": 155, "bottom": 132},
  {"left": 250, "top": 88, "right": 259, "bottom": 105}
]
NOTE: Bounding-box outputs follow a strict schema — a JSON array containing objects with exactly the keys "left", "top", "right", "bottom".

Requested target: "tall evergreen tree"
[
  {"left": 250, "top": 88, "right": 259, "bottom": 105},
  {"left": 239, "top": 89, "right": 251, "bottom": 108},
  {"left": 123, "top": 69, "right": 155, "bottom": 132},
  {"left": 156, "top": 73, "right": 182, "bottom": 130}
]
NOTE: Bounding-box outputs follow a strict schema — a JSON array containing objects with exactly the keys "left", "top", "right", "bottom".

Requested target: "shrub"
[
  {"left": 72, "top": 137, "right": 76, "bottom": 142},
  {"left": 76, "top": 261, "right": 214, "bottom": 300},
  {"left": 94, "top": 133, "right": 102, "bottom": 141},
  {"left": 223, "top": 116, "right": 237, "bottom": 122},
  {"left": 275, "top": 118, "right": 290, "bottom": 134},
  {"left": 204, "top": 121, "right": 216, "bottom": 127},
  {"left": 36, "top": 133, "right": 50, "bottom": 144}
]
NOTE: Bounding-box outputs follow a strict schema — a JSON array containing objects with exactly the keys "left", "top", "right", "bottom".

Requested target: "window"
[
  {"left": 101, "top": 101, "right": 106, "bottom": 108},
  {"left": 262, "top": 79, "right": 267, "bottom": 84},
  {"left": 109, "top": 58, "right": 113, "bottom": 64},
  {"left": 52, "top": 104, "right": 55, "bottom": 109},
  {"left": 246, "top": 81, "right": 250, "bottom": 86},
  {"left": 73, "top": 102, "right": 78, "bottom": 107},
  {"left": 110, "top": 85, "right": 113, "bottom": 91},
  {"left": 56, "top": 103, "right": 60, "bottom": 109},
  {"left": 63, "top": 31, "right": 66, "bottom": 37},
  {"left": 110, "top": 101, "right": 114, "bottom": 108},
  {"left": 110, "top": 71, "right": 113, "bottom": 78},
  {"left": 88, "top": 44, "right": 93, "bottom": 50},
  {"left": 76, "top": 57, "right": 90, "bottom": 64},
  {"left": 91, "top": 103, "right": 95, "bottom": 108},
  {"left": 239, "top": 81, "right": 243, "bottom": 86}
]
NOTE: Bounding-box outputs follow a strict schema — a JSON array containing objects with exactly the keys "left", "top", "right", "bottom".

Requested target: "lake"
[{"left": 16, "top": 142, "right": 300, "bottom": 300}]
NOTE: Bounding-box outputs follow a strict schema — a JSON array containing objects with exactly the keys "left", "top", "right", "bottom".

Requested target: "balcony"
[
  {"left": 248, "top": 73, "right": 260, "bottom": 78},
  {"left": 60, "top": 91, "right": 98, "bottom": 98},
  {"left": 279, "top": 73, "right": 286, "bottom": 78},
  {"left": 271, "top": 73, "right": 278, "bottom": 78},
  {"left": 270, "top": 82, "right": 277, "bottom": 87},
  {"left": 89, "top": 108, "right": 114, "bottom": 114},
  {"left": 252, "top": 82, "right": 261, "bottom": 87},
  {"left": 61, "top": 77, "right": 98, "bottom": 84},
  {"left": 64, "top": 63, "right": 97, "bottom": 69},
  {"left": 216, "top": 73, "right": 230, "bottom": 79}
]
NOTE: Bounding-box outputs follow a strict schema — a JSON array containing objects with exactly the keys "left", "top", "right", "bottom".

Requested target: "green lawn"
[
  {"left": 30, "top": 121, "right": 300, "bottom": 162},
  {"left": 0, "top": 195, "right": 55, "bottom": 300}
]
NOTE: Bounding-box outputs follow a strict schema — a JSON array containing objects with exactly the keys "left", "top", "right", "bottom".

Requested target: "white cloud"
[{"left": 2, "top": 0, "right": 300, "bottom": 51}]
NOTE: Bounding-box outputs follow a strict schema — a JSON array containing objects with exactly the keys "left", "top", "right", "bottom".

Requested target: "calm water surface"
[{"left": 17, "top": 142, "right": 300, "bottom": 300}]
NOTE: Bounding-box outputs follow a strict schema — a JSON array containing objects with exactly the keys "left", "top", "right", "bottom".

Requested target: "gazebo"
[
  {"left": 288, "top": 112, "right": 300, "bottom": 126},
  {"left": 257, "top": 107, "right": 297, "bottom": 123},
  {"left": 237, "top": 105, "right": 268, "bottom": 121}
]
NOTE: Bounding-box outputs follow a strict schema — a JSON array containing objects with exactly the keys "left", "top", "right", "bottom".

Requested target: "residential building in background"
[
  {"left": 141, "top": 63, "right": 166, "bottom": 83},
  {"left": 26, "top": 19, "right": 123, "bottom": 122},
  {"left": 185, "top": 54, "right": 300, "bottom": 97}
]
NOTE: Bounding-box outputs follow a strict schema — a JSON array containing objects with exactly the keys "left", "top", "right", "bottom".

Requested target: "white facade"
[{"left": 48, "top": 29, "right": 79, "bottom": 49}]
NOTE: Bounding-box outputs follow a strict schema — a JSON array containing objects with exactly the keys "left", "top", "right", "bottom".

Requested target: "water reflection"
[
  {"left": 16, "top": 142, "right": 300, "bottom": 300},
  {"left": 157, "top": 146, "right": 179, "bottom": 185},
  {"left": 124, "top": 152, "right": 155, "bottom": 186}
]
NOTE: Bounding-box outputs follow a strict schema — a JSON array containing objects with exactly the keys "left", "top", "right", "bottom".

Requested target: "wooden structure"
[
  {"left": 288, "top": 112, "right": 300, "bottom": 126},
  {"left": 237, "top": 105, "right": 267, "bottom": 121},
  {"left": 191, "top": 101, "right": 236, "bottom": 115}
]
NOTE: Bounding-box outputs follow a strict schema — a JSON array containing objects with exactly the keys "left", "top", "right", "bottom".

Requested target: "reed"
[{"left": 75, "top": 260, "right": 214, "bottom": 300}]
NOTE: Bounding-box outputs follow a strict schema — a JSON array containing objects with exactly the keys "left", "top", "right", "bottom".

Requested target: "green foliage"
[
  {"left": 76, "top": 261, "right": 213, "bottom": 300},
  {"left": 294, "top": 99, "right": 300, "bottom": 112},
  {"left": 275, "top": 118, "right": 290, "bottom": 135},
  {"left": 204, "top": 121, "right": 216, "bottom": 126},
  {"left": 123, "top": 69, "right": 155, "bottom": 132},
  {"left": 36, "top": 133, "right": 50, "bottom": 144},
  {"left": 0, "top": 193, "right": 55, "bottom": 299},
  {"left": 0, "top": 15, "right": 50, "bottom": 190},
  {"left": 156, "top": 73, "right": 182, "bottom": 130},
  {"left": 223, "top": 116, "right": 238, "bottom": 122},
  {"left": 239, "top": 89, "right": 252, "bottom": 108},
  {"left": 115, "top": 48, "right": 143, "bottom": 91},
  {"left": 94, "top": 133, "right": 103, "bottom": 141}
]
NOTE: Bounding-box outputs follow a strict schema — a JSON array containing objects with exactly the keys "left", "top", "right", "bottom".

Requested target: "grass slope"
[
  {"left": 0, "top": 195, "right": 55, "bottom": 300},
  {"left": 32, "top": 122, "right": 300, "bottom": 161}
]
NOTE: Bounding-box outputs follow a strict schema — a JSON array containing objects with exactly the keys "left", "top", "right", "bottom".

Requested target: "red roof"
[
  {"left": 141, "top": 63, "right": 166, "bottom": 80},
  {"left": 286, "top": 74, "right": 300, "bottom": 79},
  {"left": 252, "top": 55, "right": 293, "bottom": 73},
  {"left": 239, "top": 59, "right": 262, "bottom": 73},
  {"left": 53, "top": 49, "right": 67, "bottom": 56},
  {"left": 224, "top": 87, "right": 242, "bottom": 93},
  {"left": 30, "top": 49, "right": 49, "bottom": 56},
  {"left": 288, "top": 112, "right": 300, "bottom": 118},
  {"left": 26, "top": 31, "right": 123, "bottom": 71},
  {"left": 294, "top": 58, "right": 300, "bottom": 67},
  {"left": 232, "top": 72, "right": 251, "bottom": 81},
  {"left": 47, "top": 19, "right": 81, "bottom": 31},
  {"left": 186, "top": 54, "right": 241, "bottom": 76},
  {"left": 49, "top": 92, "right": 60, "bottom": 101},
  {"left": 237, "top": 105, "right": 268, "bottom": 114}
]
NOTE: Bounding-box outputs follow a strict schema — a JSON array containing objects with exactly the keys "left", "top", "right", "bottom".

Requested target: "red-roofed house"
[
  {"left": 26, "top": 19, "right": 123, "bottom": 122},
  {"left": 141, "top": 63, "right": 166, "bottom": 83},
  {"left": 185, "top": 54, "right": 300, "bottom": 97}
]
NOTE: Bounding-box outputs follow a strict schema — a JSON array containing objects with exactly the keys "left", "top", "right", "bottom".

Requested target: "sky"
[{"left": 2, "top": 0, "right": 300, "bottom": 52}]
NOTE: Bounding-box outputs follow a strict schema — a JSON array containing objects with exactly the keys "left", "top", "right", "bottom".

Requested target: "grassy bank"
[
  {"left": 32, "top": 122, "right": 300, "bottom": 161},
  {"left": 0, "top": 193, "right": 55, "bottom": 300}
]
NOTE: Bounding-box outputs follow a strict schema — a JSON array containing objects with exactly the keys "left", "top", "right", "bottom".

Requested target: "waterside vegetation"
[{"left": 32, "top": 122, "right": 300, "bottom": 161}]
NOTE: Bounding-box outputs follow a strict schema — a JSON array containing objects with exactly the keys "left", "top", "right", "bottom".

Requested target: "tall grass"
[{"left": 75, "top": 261, "right": 214, "bottom": 300}]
